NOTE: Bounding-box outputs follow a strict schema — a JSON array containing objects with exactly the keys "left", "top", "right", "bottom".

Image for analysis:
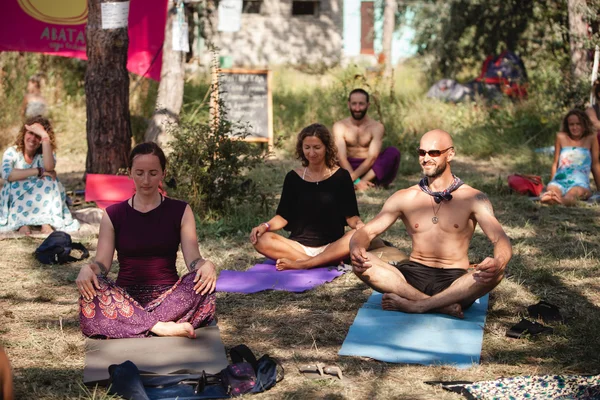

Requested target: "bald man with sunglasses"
[{"left": 350, "top": 129, "right": 511, "bottom": 318}]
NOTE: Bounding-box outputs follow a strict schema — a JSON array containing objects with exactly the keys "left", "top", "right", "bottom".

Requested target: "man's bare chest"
[
  {"left": 403, "top": 199, "right": 474, "bottom": 233},
  {"left": 345, "top": 128, "right": 374, "bottom": 148}
]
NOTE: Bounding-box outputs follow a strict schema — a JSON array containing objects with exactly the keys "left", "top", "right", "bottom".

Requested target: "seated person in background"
[
  {"left": 585, "top": 79, "right": 600, "bottom": 150},
  {"left": 350, "top": 129, "right": 511, "bottom": 318},
  {"left": 0, "top": 345, "right": 13, "bottom": 400},
  {"left": 21, "top": 74, "right": 47, "bottom": 120},
  {"left": 250, "top": 123, "right": 365, "bottom": 271},
  {"left": 541, "top": 109, "right": 600, "bottom": 206},
  {"left": 333, "top": 88, "right": 401, "bottom": 190},
  {"left": 0, "top": 116, "right": 79, "bottom": 235},
  {"left": 76, "top": 142, "right": 216, "bottom": 339}
]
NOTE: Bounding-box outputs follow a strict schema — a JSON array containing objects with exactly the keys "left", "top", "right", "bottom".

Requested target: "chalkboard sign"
[{"left": 218, "top": 69, "right": 273, "bottom": 146}]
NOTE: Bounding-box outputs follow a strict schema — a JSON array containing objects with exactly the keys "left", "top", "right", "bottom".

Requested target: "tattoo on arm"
[
  {"left": 94, "top": 260, "right": 108, "bottom": 276},
  {"left": 475, "top": 193, "right": 495, "bottom": 215},
  {"left": 189, "top": 257, "right": 204, "bottom": 272}
]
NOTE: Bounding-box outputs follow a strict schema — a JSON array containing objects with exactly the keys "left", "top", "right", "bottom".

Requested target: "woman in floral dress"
[
  {"left": 0, "top": 116, "right": 79, "bottom": 234},
  {"left": 541, "top": 109, "right": 600, "bottom": 206}
]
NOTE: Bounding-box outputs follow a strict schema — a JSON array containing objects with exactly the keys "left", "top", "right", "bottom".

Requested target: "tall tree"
[
  {"left": 145, "top": 1, "right": 186, "bottom": 147},
  {"left": 382, "top": 0, "right": 396, "bottom": 77},
  {"left": 568, "top": 0, "right": 589, "bottom": 79},
  {"left": 85, "top": 0, "right": 132, "bottom": 174}
]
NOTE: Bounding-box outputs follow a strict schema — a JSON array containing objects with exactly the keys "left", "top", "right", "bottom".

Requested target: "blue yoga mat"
[{"left": 339, "top": 292, "right": 489, "bottom": 369}]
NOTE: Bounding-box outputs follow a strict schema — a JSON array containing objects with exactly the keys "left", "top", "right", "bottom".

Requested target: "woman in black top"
[{"left": 250, "top": 123, "right": 364, "bottom": 270}]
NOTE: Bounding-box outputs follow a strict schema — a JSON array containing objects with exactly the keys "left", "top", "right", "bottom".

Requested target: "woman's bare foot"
[
  {"left": 17, "top": 225, "right": 31, "bottom": 236},
  {"left": 151, "top": 321, "right": 196, "bottom": 338},
  {"left": 541, "top": 191, "right": 562, "bottom": 205},
  {"left": 381, "top": 293, "right": 464, "bottom": 319},
  {"left": 551, "top": 191, "right": 563, "bottom": 205},
  {"left": 40, "top": 224, "right": 53, "bottom": 234},
  {"left": 276, "top": 258, "right": 308, "bottom": 270},
  {"left": 540, "top": 191, "right": 556, "bottom": 204},
  {"left": 540, "top": 191, "right": 552, "bottom": 203}
]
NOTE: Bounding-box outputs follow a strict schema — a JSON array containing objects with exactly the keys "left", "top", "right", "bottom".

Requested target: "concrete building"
[{"left": 203, "top": 0, "right": 416, "bottom": 68}]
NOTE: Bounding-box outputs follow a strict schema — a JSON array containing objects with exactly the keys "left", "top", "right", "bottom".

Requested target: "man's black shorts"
[{"left": 389, "top": 260, "right": 467, "bottom": 296}]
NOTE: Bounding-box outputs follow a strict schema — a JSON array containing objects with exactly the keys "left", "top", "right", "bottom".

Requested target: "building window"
[
  {"left": 242, "top": 0, "right": 261, "bottom": 14},
  {"left": 292, "top": 1, "right": 319, "bottom": 16}
]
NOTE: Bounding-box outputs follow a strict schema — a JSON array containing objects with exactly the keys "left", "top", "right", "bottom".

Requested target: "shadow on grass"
[
  {"left": 13, "top": 367, "right": 86, "bottom": 398},
  {"left": 0, "top": 293, "right": 75, "bottom": 306},
  {"left": 31, "top": 315, "right": 80, "bottom": 332}
]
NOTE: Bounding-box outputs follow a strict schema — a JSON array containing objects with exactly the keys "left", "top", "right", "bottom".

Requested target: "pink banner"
[{"left": 0, "top": 0, "right": 168, "bottom": 81}]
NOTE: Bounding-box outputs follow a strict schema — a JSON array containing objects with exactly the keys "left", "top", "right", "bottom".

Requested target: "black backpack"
[
  {"left": 228, "top": 344, "right": 283, "bottom": 394},
  {"left": 35, "top": 231, "right": 89, "bottom": 264}
]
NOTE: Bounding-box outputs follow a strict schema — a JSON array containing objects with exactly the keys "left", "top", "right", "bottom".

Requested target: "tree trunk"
[
  {"left": 382, "top": 0, "right": 396, "bottom": 77},
  {"left": 144, "top": 1, "right": 185, "bottom": 148},
  {"left": 85, "top": 0, "right": 132, "bottom": 174},
  {"left": 568, "top": 0, "right": 588, "bottom": 80}
]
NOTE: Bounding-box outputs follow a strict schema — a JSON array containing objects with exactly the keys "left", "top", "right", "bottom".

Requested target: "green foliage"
[
  {"left": 413, "top": 0, "right": 535, "bottom": 79},
  {"left": 410, "top": 0, "right": 600, "bottom": 89},
  {"left": 181, "top": 75, "right": 212, "bottom": 124},
  {"left": 130, "top": 78, "right": 159, "bottom": 144},
  {"left": 272, "top": 63, "right": 422, "bottom": 173},
  {"left": 0, "top": 53, "right": 87, "bottom": 151},
  {"left": 167, "top": 84, "right": 268, "bottom": 219},
  {"left": 528, "top": 62, "right": 590, "bottom": 110}
]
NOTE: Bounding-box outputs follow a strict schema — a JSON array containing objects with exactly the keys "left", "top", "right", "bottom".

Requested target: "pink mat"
[{"left": 216, "top": 260, "right": 347, "bottom": 293}]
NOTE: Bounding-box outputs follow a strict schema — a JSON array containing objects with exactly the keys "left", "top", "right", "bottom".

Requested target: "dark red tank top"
[{"left": 106, "top": 197, "right": 187, "bottom": 287}]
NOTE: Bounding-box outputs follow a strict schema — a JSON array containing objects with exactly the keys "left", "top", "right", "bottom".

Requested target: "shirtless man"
[
  {"left": 350, "top": 129, "right": 511, "bottom": 318},
  {"left": 333, "top": 89, "right": 401, "bottom": 190}
]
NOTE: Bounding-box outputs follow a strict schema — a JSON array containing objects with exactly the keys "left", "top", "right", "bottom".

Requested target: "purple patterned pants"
[{"left": 79, "top": 272, "right": 216, "bottom": 339}]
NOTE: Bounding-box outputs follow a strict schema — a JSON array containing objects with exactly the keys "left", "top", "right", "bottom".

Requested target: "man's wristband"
[
  {"left": 262, "top": 222, "right": 270, "bottom": 231},
  {"left": 353, "top": 178, "right": 361, "bottom": 184}
]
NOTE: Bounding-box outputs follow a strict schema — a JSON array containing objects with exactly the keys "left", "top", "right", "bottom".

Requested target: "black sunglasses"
[{"left": 417, "top": 146, "right": 454, "bottom": 157}]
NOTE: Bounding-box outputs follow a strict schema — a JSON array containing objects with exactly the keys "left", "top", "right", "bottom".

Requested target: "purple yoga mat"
[{"left": 215, "top": 260, "right": 346, "bottom": 293}]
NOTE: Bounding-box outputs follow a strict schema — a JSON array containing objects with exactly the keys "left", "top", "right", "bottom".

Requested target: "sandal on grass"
[
  {"left": 506, "top": 318, "right": 553, "bottom": 339},
  {"left": 527, "top": 300, "right": 564, "bottom": 323}
]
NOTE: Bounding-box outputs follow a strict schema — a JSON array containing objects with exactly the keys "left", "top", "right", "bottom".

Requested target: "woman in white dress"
[{"left": 0, "top": 116, "right": 79, "bottom": 235}]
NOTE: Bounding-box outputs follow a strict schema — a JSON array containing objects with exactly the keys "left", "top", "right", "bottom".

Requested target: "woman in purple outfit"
[{"left": 76, "top": 142, "right": 217, "bottom": 339}]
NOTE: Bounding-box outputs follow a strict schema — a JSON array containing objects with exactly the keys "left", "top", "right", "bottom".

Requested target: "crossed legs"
[
  {"left": 353, "top": 252, "right": 502, "bottom": 318},
  {"left": 253, "top": 230, "right": 356, "bottom": 270}
]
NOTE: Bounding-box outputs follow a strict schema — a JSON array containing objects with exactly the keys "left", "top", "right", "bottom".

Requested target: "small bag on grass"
[
  {"left": 507, "top": 174, "right": 543, "bottom": 196},
  {"left": 108, "top": 344, "right": 284, "bottom": 399},
  {"left": 229, "top": 344, "right": 283, "bottom": 394},
  {"left": 35, "top": 231, "right": 89, "bottom": 265}
]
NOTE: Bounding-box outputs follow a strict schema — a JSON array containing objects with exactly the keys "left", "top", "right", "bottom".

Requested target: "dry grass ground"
[{"left": 1, "top": 144, "right": 600, "bottom": 399}]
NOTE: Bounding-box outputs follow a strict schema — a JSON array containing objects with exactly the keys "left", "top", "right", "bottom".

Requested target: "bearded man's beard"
[
  {"left": 423, "top": 161, "right": 447, "bottom": 178},
  {"left": 350, "top": 108, "right": 367, "bottom": 120}
]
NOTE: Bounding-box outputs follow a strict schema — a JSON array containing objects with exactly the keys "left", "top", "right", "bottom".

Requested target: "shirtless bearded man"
[
  {"left": 333, "top": 89, "right": 401, "bottom": 190},
  {"left": 350, "top": 129, "right": 511, "bottom": 318}
]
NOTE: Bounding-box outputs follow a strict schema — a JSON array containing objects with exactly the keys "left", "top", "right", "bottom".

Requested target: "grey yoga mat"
[{"left": 83, "top": 325, "right": 229, "bottom": 386}]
